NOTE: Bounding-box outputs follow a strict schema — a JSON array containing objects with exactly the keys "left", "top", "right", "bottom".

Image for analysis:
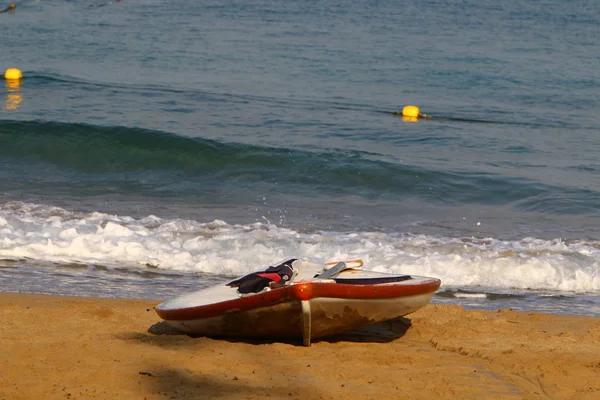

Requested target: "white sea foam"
[
  {"left": 452, "top": 293, "right": 487, "bottom": 298},
  {"left": 0, "top": 202, "right": 598, "bottom": 293}
]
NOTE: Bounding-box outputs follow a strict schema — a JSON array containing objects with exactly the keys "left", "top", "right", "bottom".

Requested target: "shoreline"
[{"left": 1, "top": 292, "right": 599, "bottom": 399}]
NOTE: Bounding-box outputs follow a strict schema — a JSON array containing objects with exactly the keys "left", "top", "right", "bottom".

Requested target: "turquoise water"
[{"left": 0, "top": 0, "right": 598, "bottom": 315}]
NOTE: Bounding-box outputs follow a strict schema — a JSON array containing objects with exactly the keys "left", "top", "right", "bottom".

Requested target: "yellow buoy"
[
  {"left": 402, "top": 105, "right": 420, "bottom": 118},
  {"left": 4, "top": 68, "right": 23, "bottom": 80}
]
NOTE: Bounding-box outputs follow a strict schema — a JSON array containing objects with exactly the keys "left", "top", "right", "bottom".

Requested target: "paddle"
[
  {"left": 325, "top": 259, "right": 363, "bottom": 269},
  {"left": 315, "top": 258, "right": 363, "bottom": 280},
  {"left": 314, "top": 262, "right": 346, "bottom": 280}
]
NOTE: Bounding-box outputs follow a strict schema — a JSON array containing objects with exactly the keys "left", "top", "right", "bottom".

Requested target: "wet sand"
[{"left": 0, "top": 293, "right": 598, "bottom": 399}]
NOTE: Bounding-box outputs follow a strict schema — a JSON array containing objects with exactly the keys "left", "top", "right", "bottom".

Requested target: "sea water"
[{"left": 0, "top": 0, "right": 598, "bottom": 316}]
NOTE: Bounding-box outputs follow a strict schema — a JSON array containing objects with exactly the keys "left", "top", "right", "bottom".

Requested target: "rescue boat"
[{"left": 155, "top": 259, "right": 441, "bottom": 346}]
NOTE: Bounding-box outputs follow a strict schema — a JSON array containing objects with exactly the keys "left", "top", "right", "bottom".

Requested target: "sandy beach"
[{"left": 0, "top": 293, "right": 598, "bottom": 400}]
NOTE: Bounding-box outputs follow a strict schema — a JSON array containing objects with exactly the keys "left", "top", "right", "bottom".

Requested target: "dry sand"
[{"left": 0, "top": 292, "right": 598, "bottom": 399}]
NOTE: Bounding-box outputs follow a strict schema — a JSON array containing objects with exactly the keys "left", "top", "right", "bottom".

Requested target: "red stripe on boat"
[{"left": 155, "top": 278, "right": 441, "bottom": 321}]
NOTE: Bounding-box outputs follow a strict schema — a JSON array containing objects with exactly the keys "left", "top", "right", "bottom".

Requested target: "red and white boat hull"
[{"left": 156, "top": 264, "right": 441, "bottom": 346}]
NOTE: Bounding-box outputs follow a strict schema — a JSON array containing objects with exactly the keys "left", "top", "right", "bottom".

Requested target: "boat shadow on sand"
[
  {"left": 147, "top": 316, "right": 412, "bottom": 345},
  {"left": 131, "top": 317, "right": 413, "bottom": 398},
  {"left": 123, "top": 321, "right": 414, "bottom": 399}
]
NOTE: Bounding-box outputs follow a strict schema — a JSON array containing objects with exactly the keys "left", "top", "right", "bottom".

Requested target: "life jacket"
[{"left": 227, "top": 259, "right": 297, "bottom": 294}]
